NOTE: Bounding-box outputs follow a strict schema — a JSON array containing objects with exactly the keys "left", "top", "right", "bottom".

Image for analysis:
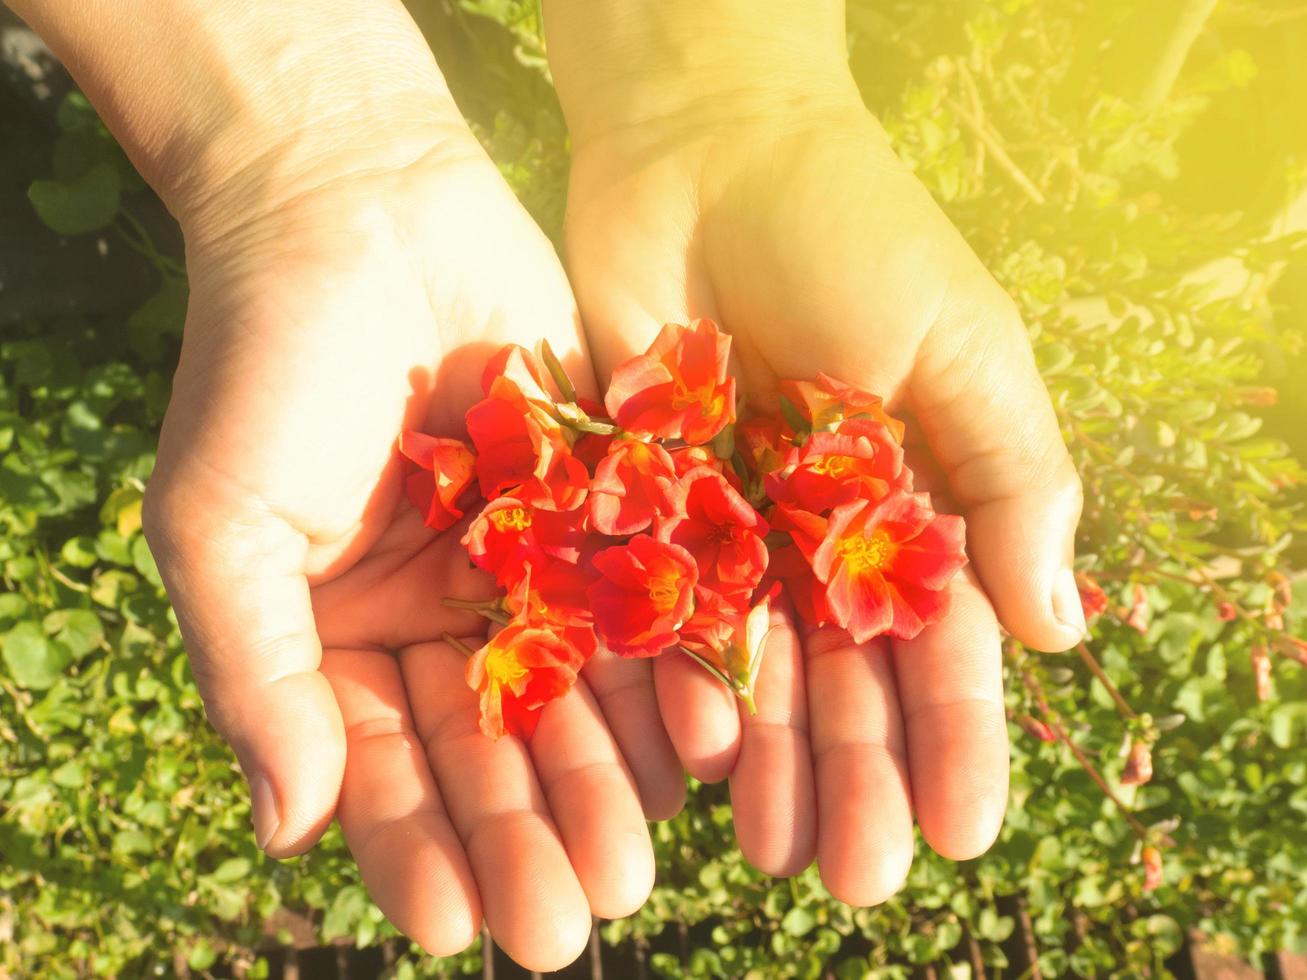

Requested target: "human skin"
[
  {"left": 6, "top": 0, "right": 685, "bottom": 969},
  {"left": 544, "top": 0, "right": 1086, "bottom": 905}
]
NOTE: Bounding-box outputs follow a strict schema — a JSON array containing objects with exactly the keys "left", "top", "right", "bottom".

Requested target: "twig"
[
  {"left": 1139, "top": 0, "right": 1220, "bottom": 112},
  {"left": 1017, "top": 898, "right": 1043, "bottom": 980},
  {"left": 945, "top": 98, "right": 1047, "bottom": 207},
  {"left": 1076, "top": 642, "right": 1138, "bottom": 720},
  {"left": 1021, "top": 667, "right": 1150, "bottom": 840}
]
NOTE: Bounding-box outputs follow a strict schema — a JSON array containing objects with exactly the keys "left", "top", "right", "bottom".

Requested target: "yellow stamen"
[
  {"left": 671, "top": 379, "right": 725, "bottom": 416},
  {"left": 811, "top": 454, "right": 854, "bottom": 478},
  {"left": 648, "top": 573, "right": 682, "bottom": 613},
  {"left": 837, "top": 528, "right": 895, "bottom": 573},
  {"left": 485, "top": 643, "right": 528, "bottom": 690},
  {"left": 489, "top": 505, "right": 532, "bottom": 533}
]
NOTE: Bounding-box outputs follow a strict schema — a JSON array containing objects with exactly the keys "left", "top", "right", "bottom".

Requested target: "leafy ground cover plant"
[{"left": 2, "top": 0, "right": 1305, "bottom": 976}]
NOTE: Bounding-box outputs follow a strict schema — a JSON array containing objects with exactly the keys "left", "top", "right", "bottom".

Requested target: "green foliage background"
[{"left": 2, "top": 0, "right": 1306, "bottom": 976}]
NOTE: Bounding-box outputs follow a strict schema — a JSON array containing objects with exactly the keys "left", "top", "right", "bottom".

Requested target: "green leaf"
[
  {"left": 44, "top": 609, "right": 105, "bottom": 661},
  {"left": 2, "top": 622, "right": 72, "bottom": 690},
  {"left": 1268, "top": 704, "right": 1307, "bottom": 750},
  {"left": 28, "top": 161, "right": 121, "bottom": 236},
  {"left": 321, "top": 885, "right": 370, "bottom": 943},
  {"left": 782, "top": 905, "right": 816, "bottom": 937},
  {"left": 212, "top": 857, "right": 253, "bottom": 884}
]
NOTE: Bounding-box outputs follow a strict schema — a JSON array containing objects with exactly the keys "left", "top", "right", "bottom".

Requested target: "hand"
[
  {"left": 138, "top": 132, "right": 690, "bottom": 967},
  {"left": 550, "top": 34, "right": 1084, "bottom": 904}
]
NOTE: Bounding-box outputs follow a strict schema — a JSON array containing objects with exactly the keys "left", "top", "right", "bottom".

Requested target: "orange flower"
[
  {"left": 779, "top": 373, "right": 906, "bottom": 441},
  {"left": 505, "top": 563, "right": 600, "bottom": 661},
  {"left": 766, "top": 420, "right": 907, "bottom": 514},
  {"left": 1077, "top": 572, "right": 1109, "bottom": 621},
  {"left": 588, "top": 437, "right": 684, "bottom": 536},
  {"left": 590, "top": 535, "right": 699, "bottom": 657},
  {"left": 462, "top": 496, "right": 585, "bottom": 588},
  {"left": 807, "top": 490, "right": 967, "bottom": 642},
  {"left": 466, "top": 375, "right": 588, "bottom": 510},
  {"left": 398, "top": 431, "right": 476, "bottom": 531},
  {"left": 465, "top": 622, "right": 585, "bottom": 740},
  {"left": 605, "top": 318, "right": 736, "bottom": 446}
]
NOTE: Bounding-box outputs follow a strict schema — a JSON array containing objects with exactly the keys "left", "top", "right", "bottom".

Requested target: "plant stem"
[
  {"left": 1075, "top": 642, "right": 1138, "bottom": 720},
  {"left": 1138, "top": 0, "right": 1219, "bottom": 113},
  {"left": 1020, "top": 666, "right": 1150, "bottom": 840},
  {"left": 945, "top": 98, "right": 1047, "bottom": 207},
  {"left": 443, "top": 633, "right": 479, "bottom": 657},
  {"left": 442, "top": 596, "right": 510, "bottom": 625}
]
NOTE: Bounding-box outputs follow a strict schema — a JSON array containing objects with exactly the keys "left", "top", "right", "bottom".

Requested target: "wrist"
[
  {"left": 542, "top": 0, "right": 860, "bottom": 146},
  {"left": 9, "top": 0, "right": 469, "bottom": 240}
]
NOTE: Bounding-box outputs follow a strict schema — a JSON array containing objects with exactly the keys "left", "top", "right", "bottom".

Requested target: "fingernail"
[
  {"left": 250, "top": 772, "right": 280, "bottom": 851},
  {"left": 1051, "top": 567, "right": 1087, "bottom": 643}
]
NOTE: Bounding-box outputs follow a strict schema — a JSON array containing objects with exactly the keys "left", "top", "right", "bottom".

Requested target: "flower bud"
[{"left": 1121, "top": 740, "right": 1153, "bottom": 786}]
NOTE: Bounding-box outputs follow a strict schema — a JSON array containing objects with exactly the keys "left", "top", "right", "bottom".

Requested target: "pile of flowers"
[{"left": 400, "top": 319, "right": 968, "bottom": 739}]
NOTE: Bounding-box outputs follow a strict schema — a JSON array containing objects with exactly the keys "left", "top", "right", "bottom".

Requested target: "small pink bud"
[
  {"left": 1121, "top": 740, "right": 1154, "bottom": 786},
  {"left": 1016, "top": 714, "right": 1057, "bottom": 743},
  {"left": 1125, "top": 584, "right": 1150, "bottom": 634},
  {"left": 1251, "top": 645, "right": 1272, "bottom": 702},
  {"left": 1142, "top": 845, "right": 1163, "bottom": 892},
  {"left": 1216, "top": 601, "right": 1237, "bottom": 622}
]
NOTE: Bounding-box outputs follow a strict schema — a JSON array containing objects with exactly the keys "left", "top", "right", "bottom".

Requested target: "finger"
[
  {"left": 321, "top": 648, "right": 480, "bottom": 955},
  {"left": 527, "top": 675, "right": 656, "bottom": 918},
  {"left": 912, "top": 280, "right": 1084, "bottom": 652},
  {"left": 804, "top": 627, "right": 914, "bottom": 906},
  {"left": 728, "top": 606, "right": 816, "bottom": 877},
  {"left": 582, "top": 651, "right": 686, "bottom": 819},
  {"left": 653, "top": 651, "right": 742, "bottom": 784},
  {"left": 892, "top": 569, "right": 1008, "bottom": 859},
  {"left": 142, "top": 497, "right": 344, "bottom": 859},
  {"left": 400, "top": 640, "right": 592, "bottom": 973}
]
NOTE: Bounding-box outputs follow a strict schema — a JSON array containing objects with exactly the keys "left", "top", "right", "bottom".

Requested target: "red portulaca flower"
[
  {"left": 656, "top": 466, "right": 768, "bottom": 598},
  {"left": 764, "top": 539, "right": 832, "bottom": 627},
  {"left": 1077, "top": 572, "right": 1109, "bottom": 621},
  {"left": 590, "top": 535, "right": 698, "bottom": 657},
  {"left": 738, "top": 415, "right": 792, "bottom": 477},
  {"left": 403, "top": 321, "right": 973, "bottom": 741},
  {"left": 398, "top": 431, "right": 476, "bottom": 531},
  {"left": 766, "top": 420, "right": 907, "bottom": 513},
  {"left": 589, "top": 437, "right": 683, "bottom": 536},
  {"left": 465, "top": 622, "right": 584, "bottom": 740},
  {"left": 605, "top": 318, "right": 736, "bottom": 445},
  {"left": 463, "top": 496, "right": 584, "bottom": 588},
  {"left": 505, "top": 563, "right": 600, "bottom": 660},
  {"left": 480, "top": 344, "right": 555, "bottom": 409},
  {"left": 807, "top": 490, "right": 967, "bottom": 642},
  {"left": 466, "top": 376, "right": 587, "bottom": 509},
  {"left": 781, "top": 373, "right": 906, "bottom": 441}
]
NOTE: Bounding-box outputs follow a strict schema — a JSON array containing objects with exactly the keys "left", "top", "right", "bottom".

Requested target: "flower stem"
[
  {"left": 442, "top": 596, "right": 510, "bottom": 626},
  {"left": 1020, "top": 663, "right": 1150, "bottom": 841},
  {"left": 1075, "top": 642, "right": 1138, "bottom": 721},
  {"left": 442, "top": 632, "right": 479, "bottom": 657}
]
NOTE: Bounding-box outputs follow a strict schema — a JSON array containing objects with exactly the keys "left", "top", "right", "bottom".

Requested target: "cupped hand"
[
  {"left": 558, "top": 90, "right": 1084, "bottom": 903},
  {"left": 141, "top": 132, "right": 683, "bottom": 968}
]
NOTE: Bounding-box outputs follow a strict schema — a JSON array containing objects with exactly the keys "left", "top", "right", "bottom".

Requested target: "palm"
[
  {"left": 564, "top": 109, "right": 1022, "bottom": 904},
  {"left": 150, "top": 153, "right": 681, "bottom": 968}
]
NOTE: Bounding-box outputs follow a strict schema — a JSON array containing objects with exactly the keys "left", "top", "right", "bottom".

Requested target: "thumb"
[
  {"left": 143, "top": 478, "right": 346, "bottom": 857},
  {"left": 911, "top": 278, "right": 1085, "bottom": 652}
]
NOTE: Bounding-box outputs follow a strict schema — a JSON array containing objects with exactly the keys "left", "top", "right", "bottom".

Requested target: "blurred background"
[{"left": 1, "top": 1, "right": 1304, "bottom": 977}]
